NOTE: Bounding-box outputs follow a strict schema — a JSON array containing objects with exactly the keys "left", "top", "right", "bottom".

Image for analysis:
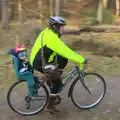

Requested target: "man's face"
[{"left": 59, "top": 26, "right": 64, "bottom": 35}]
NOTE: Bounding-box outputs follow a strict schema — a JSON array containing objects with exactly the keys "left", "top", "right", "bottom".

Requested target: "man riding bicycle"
[{"left": 30, "top": 16, "right": 87, "bottom": 114}]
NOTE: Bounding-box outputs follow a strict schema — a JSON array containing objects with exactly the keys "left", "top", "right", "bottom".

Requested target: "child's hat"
[{"left": 14, "top": 45, "right": 26, "bottom": 53}]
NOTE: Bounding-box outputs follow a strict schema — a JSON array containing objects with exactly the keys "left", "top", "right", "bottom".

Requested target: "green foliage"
[
  {"left": 83, "top": 7, "right": 98, "bottom": 26},
  {"left": 60, "top": 11, "right": 71, "bottom": 18},
  {"left": 102, "top": 8, "right": 114, "bottom": 24},
  {"left": 83, "top": 6, "right": 114, "bottom": 26},
  {"left": 108, "top": 0, "right": 115, "bottom": 9},
  {"left": 91, "top": 19, "right": 100, "bottom": 25},
  {"left": 83, "top": 7, "right": 97, "bottom": 17}
]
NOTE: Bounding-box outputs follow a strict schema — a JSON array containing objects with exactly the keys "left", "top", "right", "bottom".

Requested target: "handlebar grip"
[{"left": 84, "top": 58, "right": 88, "bottom": 64}]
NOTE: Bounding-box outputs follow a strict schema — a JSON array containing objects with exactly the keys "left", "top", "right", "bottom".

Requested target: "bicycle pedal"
[{"left": 25, "top": 96, "right": 31, "bottom": 103}]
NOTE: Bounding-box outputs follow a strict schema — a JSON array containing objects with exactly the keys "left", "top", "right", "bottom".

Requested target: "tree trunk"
[
  {"left": 18, "top": 0, "right": 22, "bottom": 23},
  {"left": 16, "top": 0, "right": 23, "bottom": 45},
  {"left": 116, "top": 0, "right": 120, "bottom": 16},
  {"left": 96, "top": 0, "right": 103, "bottom": 23},
  {"left": 55, "top": 0, "right": 60, "bottom": 16},
  {"left": 10, "top": 3, "right": 17, "bottom": 21},
  {"left": 64, "top": 0, "right": 68, "bottom": 4},
  {"left": 0, "top": 3, "right": 2, "bottom": 21},
  {"left": 2, "top": 0, "right": 9, "bottom": 30},
  {"left": 103, "top": 0, "right": 108, "bottom": 8},
  {"left": 38, "top": 0, "right": 44, "bottom": 24},
  {"left": 49, "top": 0, "right": 54, "bottom": 16},
  {"left": 63, "top": 27, "right": 120, "bottom": 35}
]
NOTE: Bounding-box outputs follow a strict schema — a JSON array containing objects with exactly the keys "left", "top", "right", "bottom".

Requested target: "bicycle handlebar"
[{"left": 74, "top": 61, "right": 88, "bottom": 73}]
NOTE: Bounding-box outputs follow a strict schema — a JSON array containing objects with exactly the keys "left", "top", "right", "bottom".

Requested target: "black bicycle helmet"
[{"left": 49, "top": 16, "right": 66, "bottom": 36}]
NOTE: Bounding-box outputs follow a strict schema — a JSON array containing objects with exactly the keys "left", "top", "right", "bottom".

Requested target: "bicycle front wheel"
[
  {"left": 7, "top": 80, "right": 49, "bottom": 116},
  {"left": 70, "top": 73, "right": 106, "bottom": 109}
]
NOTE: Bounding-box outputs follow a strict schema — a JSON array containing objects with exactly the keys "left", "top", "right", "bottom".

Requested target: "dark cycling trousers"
[{"left": 33, "top": 55, "right": 68, "bottom": 94}]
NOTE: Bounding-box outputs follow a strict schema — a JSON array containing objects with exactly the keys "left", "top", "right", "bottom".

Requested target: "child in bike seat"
[{"left": 8, "top": 45, "right": 38, "bottom": 97}]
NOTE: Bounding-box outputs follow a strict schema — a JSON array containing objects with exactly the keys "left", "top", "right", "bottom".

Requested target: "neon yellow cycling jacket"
[{"left": 30, "top": 27, "right": 84, "bottom": 66}]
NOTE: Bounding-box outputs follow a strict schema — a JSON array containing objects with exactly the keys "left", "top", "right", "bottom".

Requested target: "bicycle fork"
[
  {"left": 79, "top": 73, "right": 91, "bottom": 94},
  {"left": 76, "top": 66, "right": 91, "bottom": 94}
]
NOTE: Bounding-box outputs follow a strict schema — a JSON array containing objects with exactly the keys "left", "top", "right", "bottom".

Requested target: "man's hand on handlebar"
[{"left": 79, "top": 58, "right": 88, "bottom": 72}]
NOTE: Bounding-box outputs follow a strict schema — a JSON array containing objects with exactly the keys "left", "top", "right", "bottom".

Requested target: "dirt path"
[{"left": 0, "top": 77, "right": 120, "bottom": 120}]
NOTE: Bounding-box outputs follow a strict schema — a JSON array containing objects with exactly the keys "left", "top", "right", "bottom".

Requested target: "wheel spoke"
[
  {"left": 71, "top": 73, "right": 106, "bottom": 109},
  {"left": 7, "top": 80, "right": 49, "bottom": 115}
]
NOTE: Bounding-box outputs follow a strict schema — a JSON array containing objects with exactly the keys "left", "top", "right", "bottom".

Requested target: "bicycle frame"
[
  {"left": 58, "top": 67, "right": 80, "bottom": 93},
  {"left": 40, "top": 65, "right": 90, "bottom": 95},
  {"left": 59, "top": 65, "right": 91, "bottom": 94}
]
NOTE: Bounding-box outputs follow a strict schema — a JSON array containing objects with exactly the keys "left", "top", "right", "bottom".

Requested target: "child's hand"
[{"left": 7, "top": 60, "right": 13, "bottom": 69}]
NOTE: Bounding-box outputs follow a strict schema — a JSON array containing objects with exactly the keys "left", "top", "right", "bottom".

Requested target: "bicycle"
[{"left": 7, "top": 62, "right": 106, "bottom": 116}]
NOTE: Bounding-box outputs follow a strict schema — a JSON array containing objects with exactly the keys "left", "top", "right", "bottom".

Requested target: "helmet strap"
[{"left": 49, "top": 24, "right": 61, "bottom": 37}]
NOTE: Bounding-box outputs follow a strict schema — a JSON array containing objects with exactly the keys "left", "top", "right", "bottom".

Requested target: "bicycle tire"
[
  {"left": 7, "top": 80, "right": 49, "bottom": 116},
  {"left": 70, "top": 72, "right": 106, "bottom": 109}
]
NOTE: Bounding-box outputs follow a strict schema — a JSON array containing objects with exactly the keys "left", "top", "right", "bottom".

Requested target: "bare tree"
[
  {"left": 96, "top": 0, "right": 103, "bottom": 23},
  {"left": 16, "top": 0, "right": 23, "bottom": 45},
  {"left": 18, "top": 0, "right": 22, "bottom": 24},
  {"left": 38, "top": 0, "right": 44, "bottom": 24},
  {"left": 49, "top": 0, "right": 54, "bottom": 16},
  {"left": 103, "top": 0, "right": 108, "bottom": 8},
  {"left": 2, "top": 0, "right": 9, "bottom": 30},
  {"left": 64, "top": 0, "right": 68, "bottom": 4},
  {"left": 55, "top": 0, "right": 60, "bottom": 16},
  {"left": 116, "top": 0, "right": 120, "bottom": 16},
  {"left": 0, "top": 2, "right": 2, "bottom": 21}
]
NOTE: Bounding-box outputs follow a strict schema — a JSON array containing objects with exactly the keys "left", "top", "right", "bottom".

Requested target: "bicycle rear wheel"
[
  {"left": 70, "top": 73, "right": 106, "bottom": 109},
  {"left": 7, "top": 80, "right": 49, "bottom": 116}
]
